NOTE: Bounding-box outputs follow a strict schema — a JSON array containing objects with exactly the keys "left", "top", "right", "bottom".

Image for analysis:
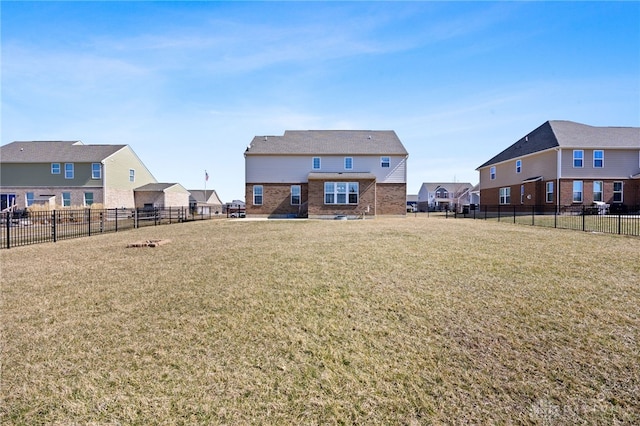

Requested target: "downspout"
[{"left": 556, "top": 148, "right": 561, "bottom": 211}]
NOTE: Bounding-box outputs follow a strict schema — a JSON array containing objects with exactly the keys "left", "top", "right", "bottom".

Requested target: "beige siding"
[
  {"left": 479, "top": 149, "right": 558, "bottom": 190},
  {"left": 103, "top": 147, "right": 157, "bottom": 190},
  {"left": 246, "top": 155, "right": 407, "bottom": 184},
  {"left": 561, "top": 148, "right": 640, "bottom": 179}
]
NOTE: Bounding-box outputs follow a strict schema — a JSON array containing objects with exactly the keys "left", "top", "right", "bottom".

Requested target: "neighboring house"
[
  {"left": 189, "top": 189, "right": 223, "bottom": 215},
  {"left": 476, "top": 121, "right": 640, "bottom": 211},
  {"left": 134, "top": 183, "right": 190, "bottom": 209},
  {"left": 225, "top": 199, "right": 246, "bottom": 217},
  {"left": 417, "top": 182, "right": 475, "bottom": 212},
  {"left": 406, "top": 194, "right": 418, "bottom": 212},
  {"left": 244, "top": 130, "right": 409, "bottom": 218},
  {"left": 0, "top": 140, "right": 157, "bottom": 210}
]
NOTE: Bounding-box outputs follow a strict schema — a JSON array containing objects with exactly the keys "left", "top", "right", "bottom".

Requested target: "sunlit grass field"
[{"left": 1, "top": 217, "right": 638, "bottom": 424}]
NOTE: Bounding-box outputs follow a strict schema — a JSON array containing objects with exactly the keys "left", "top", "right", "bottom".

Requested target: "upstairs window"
[
  {"left": 51, "top": 163, "right": 61, "bottom": 174},
  {"left": 64, "top": 163, "right": 74, "bottom": 179},
  {"left": 312, "top": 157, "right": 321, "bottom": 170},
  {"left": 381, "top": 157, "right": 390, "bottom": 168},
  {"left": 516, "top": 159, "right": 522, "bottom": 174},
  {"left": 129, "top": 169, "right": 135, "bottom": 182},
  {"left": 490, "top": 166, "right": 496, "bottom": 180},
  {"left": 593, "top": 150, "right": 604, "bottom": 168},
  {"left": 573, "top": 150, "right": 583, "bottom": 168},
  {"left": 344, "top": 157, "right": 353, "bottom": 170},
  {"left": 92, "top": 163, "right": 101, "bottom": 179},
  {"left": 26, "top": 192, "right": 35, "bottom": 207}
]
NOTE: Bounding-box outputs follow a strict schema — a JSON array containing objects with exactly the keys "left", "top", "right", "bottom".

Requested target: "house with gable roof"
[
  {"left": 476, "top": 121, "right": 640, "bottom": 211},
  {"left": 244, "top": 130, "right": 409, "bottom": 218},
  {"left": 417, "top": 182, "right": 476, "bottom": 212},
  {"left": 0, "top": 140, "right": 189, "bottom": 210}
]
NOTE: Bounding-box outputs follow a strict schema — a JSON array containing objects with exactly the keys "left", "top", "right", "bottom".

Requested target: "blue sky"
[{"left": 2, "top": 1, "right": 639, "bottom": 202}]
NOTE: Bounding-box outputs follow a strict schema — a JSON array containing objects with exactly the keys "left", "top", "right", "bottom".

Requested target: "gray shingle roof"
[
  {"left": 0, "top": 141, "right": 127, "bottom": 163},
  {"left": 135, "top": 183, "right": 184, "bottom": 192},
  {"left": 245, "top": 130, "right": 408, "bottom": 155},
  {"left": 477, "top": 121, "right": 640, "bottom": 169}
]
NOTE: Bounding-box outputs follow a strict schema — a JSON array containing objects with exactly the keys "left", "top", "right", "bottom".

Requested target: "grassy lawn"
[{"left": 1, "top": 217, "right": 638, "bottom": 424}]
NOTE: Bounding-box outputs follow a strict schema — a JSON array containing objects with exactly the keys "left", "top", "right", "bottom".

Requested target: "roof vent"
[
  {"left": 367, "top": 135, "right": 372, "bottom": 140},
  {"left": 264, "top": 136, "right": 268, "bottom": 141},
  {"left": 525, "top": 136, "right": 528, "bottom": 142}
]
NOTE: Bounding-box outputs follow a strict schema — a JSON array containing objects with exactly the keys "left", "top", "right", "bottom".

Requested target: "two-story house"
[
  {"left": 0, "top": 140, "right": 158, "bottom": 209},
  {"left": 477, "top": 121, "right": 640, "bottom": 211},
  {"left": 244, "top": 130, "right": 409, "bottom": 218},
  {"left": 417, "top": 182, "right": 476, "bottom": 212}
]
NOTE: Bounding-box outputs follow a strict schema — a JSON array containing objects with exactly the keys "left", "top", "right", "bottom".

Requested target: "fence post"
[
  {"left": 87, "top": 208, "right": 91, "bottom": 237},
  {"left": 5, "top": 211, "right": 10, "bottom": 249},
  {"left": 618, "top": 213, "right": 622, "bottom": 235},
  {"left": 582, "top": 205, "right": 586, "bottom": 232},
  {"left": 513, "top": 206, "right": 516, "bottom": 224},
  {"left": 554, "top": 206, "right": 558, "bottom": 228},
  {"left": 531, "top": 205, "right": 535, "bottom": 226},
  {"left": 115, "top": 209, "right": 118, "bottom": 232},
  {"left": 134, "top": 208, "right": 138, "bottom": 229},
  {"left": 52, "top": 210, "right": 57, "bottom": 243}
]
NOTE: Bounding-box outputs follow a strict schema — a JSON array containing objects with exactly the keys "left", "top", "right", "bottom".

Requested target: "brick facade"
[
  {"left": 246, "top": 180, "right": 407, "bottom": 218},
  {"left": 482, "top": 178, "right": 639, "bottom": 208},
  {"left": 245, "top": 183, "right": 309, "bottom": 218}
]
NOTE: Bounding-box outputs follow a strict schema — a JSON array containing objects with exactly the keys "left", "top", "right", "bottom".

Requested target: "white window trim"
[
  {"left": 324, "top": 181, "right": 359, "bottom": 205},
  {"left": 593, "top": 150, "right": 604, "bottom": 168},
  {"left": 490, "top": 166, "right": 496, "bottom": 180},
  {"left": 26, "top": 192, "right": 35, "bottom": 207},
  {"left": 573, "top": 150, "right": 584, "bottom": 168},
  {"left": 51, "top": 163, "right": 61, "bottom": 174},
  {"left": 572, "top": 181, "right": 583, "bottom": 203},
  {"left": 613, "top": 181, "right": 623, "bottom": 203},
  {"left": 64, "top": 163, "right": 74, "bottom": 179},
  {"left": 84, "top": 192, "right": 94, "bottom": 206},
  {"left": 129, "top": 169, "right": 135, "bottom": 182},
  {"left": 593, "top": 181, "right": 603, "bottom": 202},
  {"left": 291, "top": 185, "right": 301, "bottom": 205},
  {"left": 516, "top": 159, "right": 522, "bottom": 174},
  {"left": 381, "top": 156, "right": 390, "bottom": 168},
  {"left": 344, "top": 157, "right": 353, "bottom": 170},
  {"left": 499, "top": 187, "right": 510, "bottom": 205},
  {"left": 253, "top": 185, "right": 263, "bottom": 205},
  {"left": 62, "top": 192, "right": 71, "bottom": 207},
  {"left": 312, "top": 157, "right": 321, "bottom": 170},
  {"left": 92, "top": 163, "right": 102, "bottom": 179},
  {"left": 546, "top": 181, "right": 553, "bottom": 203}
]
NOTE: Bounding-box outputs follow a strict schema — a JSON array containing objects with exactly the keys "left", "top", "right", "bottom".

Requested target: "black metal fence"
[
  {"left": 1, "top": 207, "right": 217, "bottom": 249},
  {"left": 448, "top": 204, "right": 640, "bottom": 237}
]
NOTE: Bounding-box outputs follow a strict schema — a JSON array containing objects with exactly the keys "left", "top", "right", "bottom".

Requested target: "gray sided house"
[
  {"left": 417, "top": 182, "right": 476, "bottom": 212},
  {"left": 244, "top": 130, "right": 409, "bottom": 218},
  {"left": 135, "top": 183, "right": 190, "bottom": 209},
  {"left": 0, "top": 140, "right": 157, "bottom": 210},
  {"left": 476, "top": 121, "right": 640, "bottom": 210},
  {"left": 189, "top": 189, "right": 223, "bottom": 215}
]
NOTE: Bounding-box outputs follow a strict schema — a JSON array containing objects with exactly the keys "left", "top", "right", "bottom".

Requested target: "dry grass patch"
[{"left": 1, "top": 218, "right": 639, "bottom": 424}]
